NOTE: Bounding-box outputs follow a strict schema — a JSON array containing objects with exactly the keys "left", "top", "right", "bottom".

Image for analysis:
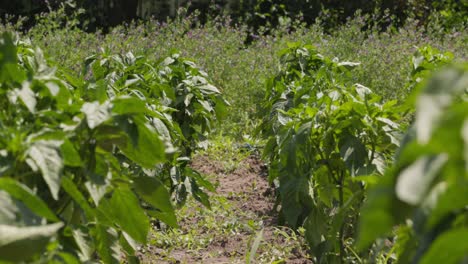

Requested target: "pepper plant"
[
  {"left": 258, "top": 43, "right": 402, "bottom": 263},
  {"left": 358, "top": 59, "right": 468, "bottom": 262},
  {"left": 83, "top": 50, "right": 227, "bottom": 207},
  {"left": 0, "top": 32, "right": 226, "bottom": 263}
]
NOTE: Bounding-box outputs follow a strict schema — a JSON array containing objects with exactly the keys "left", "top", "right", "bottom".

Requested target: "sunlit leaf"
[
  {"left": 72, "top": 227, "right": 94, "bottom": 262},
  {"left": 0, "top": 222, "right": 63, "bottom": 262},
  {"left": 81, "top": 101, "right": 112, "bottom": 129},
  {"left": 395, "top": 154, "right": 448, "bottom": 205},
  {"left": 26, "top": 140, "right": 64, "bottom": 200}
]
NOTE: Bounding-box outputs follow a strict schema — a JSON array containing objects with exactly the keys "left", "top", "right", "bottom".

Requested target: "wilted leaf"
[
  {"left": 152, "top": 118, "right": 171, "bottom": 140},
  {"left": 412, "top": 54, "right": 424, "bottom": 70},
  {"left": 45, "top": 81, "right": 60, "bottom": 96},
  {"left": 199, "top": 100, "right": 213, "bottom": 112},
  {"left": 162, "top": 56, "right": 175, "bottom": 66}
]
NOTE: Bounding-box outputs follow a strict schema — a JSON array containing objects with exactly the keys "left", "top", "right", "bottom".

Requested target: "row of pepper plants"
[
  {"left": 0, "top": 32, "right": 227, "bottom": 263},
  {"left": 258, "top": 42, "right": 467, "bottom": 263}
]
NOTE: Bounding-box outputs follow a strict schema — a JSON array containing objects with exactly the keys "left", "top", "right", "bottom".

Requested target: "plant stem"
[{"left": 338, "top": 170, "right": 345, "bottom": 264}]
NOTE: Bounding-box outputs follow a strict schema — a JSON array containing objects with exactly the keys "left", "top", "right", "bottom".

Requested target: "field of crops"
[{"left": 0, "top": 4, "right": 467, "bottom": 264}]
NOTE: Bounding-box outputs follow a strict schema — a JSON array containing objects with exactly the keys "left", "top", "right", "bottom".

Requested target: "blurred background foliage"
[
  {"left": 1, "top": 0, "right": 466, "bottom": 138},
  {"left": 0, "top": 0, "right": 467, "bottom": 32}
]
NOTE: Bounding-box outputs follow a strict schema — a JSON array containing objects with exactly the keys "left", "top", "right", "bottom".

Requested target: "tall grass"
[{"left": 2, "top": 9, "right": 467, "bottom": 137}]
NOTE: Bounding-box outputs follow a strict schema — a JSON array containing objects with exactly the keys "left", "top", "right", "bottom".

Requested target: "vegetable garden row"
[
  {"left": 258, "top": 43, "right": 468, "bottom": 263},
  {"left": 0, "top": 32, "right": 227, "bottom": 263},
  {"left": 0, "top": 31, "right": 467, "bottom": 263}
]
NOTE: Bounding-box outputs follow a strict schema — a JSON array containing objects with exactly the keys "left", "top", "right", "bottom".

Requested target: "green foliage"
[
  {"left": 157, "top": 53, "right": 229, "bottom": 155},
  {"left": 146, "top": 184, "right": 310, "bottom": 263},
  {"left": 6, "top": 7, "right": 463, "bottom": 139},
  {"left": 259, "top": 42, "right": 467, "bottom": 263},
  {"left": 0, "top": 32, "right": 225, "bottom": 263},
  {"left": 0, "top": 8, "right": 465, "bottom": 262},
  {"left": 424, "top": 0, "right": 468, "bottom": 32},
  {"left": 407, "top": 45, "right": 454, "bottom": 99},
  {"left": 5, "top": 0, "right": 467, "bottom": 33},
  {"left": 259, "top": 43, "right": 402, "bottom": 262},
  {"left": 358, "top": 60, "right": 468, "bottom": 262},
  {"left": 83, "top": 49, "right": 225, "bottom": 206}
]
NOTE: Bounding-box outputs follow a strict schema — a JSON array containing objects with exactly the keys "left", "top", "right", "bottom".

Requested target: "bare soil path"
[{"left": 140, "top": 154, "right": 311, "bottom": 263}]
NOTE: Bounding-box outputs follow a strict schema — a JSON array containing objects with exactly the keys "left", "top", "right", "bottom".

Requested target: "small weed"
[
  {"left": 144, "top": 163, "right": 310, "bottom": 263},
  {"left": 196, "top": 135, "right": 252, "bottom": 173}
]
